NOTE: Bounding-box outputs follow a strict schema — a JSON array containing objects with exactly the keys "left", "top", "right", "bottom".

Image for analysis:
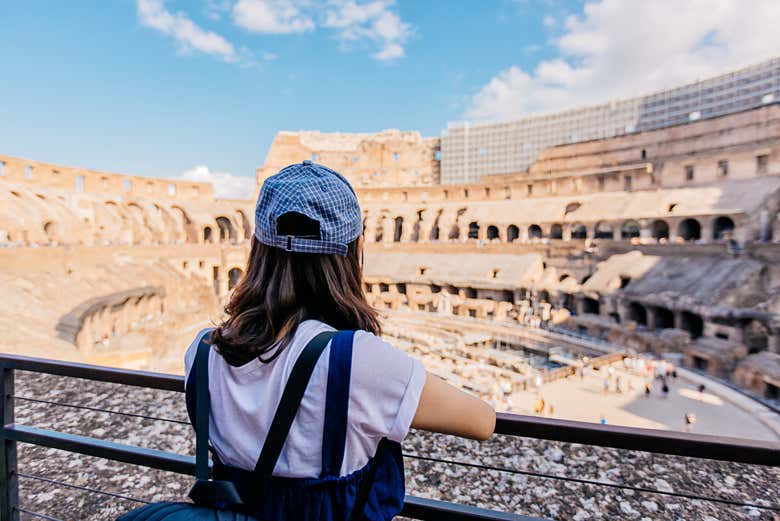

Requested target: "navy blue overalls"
[{"left": 186, "top": 330, "right": 406, "bottom": 521}]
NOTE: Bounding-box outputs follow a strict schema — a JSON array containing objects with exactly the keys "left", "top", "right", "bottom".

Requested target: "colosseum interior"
[{"left": 2, "top": 102, "right": 780, "bottom": 439}]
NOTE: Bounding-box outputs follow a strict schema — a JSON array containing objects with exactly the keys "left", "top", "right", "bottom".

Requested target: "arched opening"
[
  {"left": 570, "top": 223, "right": 587, "bottom": 240},
  {"left": 236, "top": 210, "right": 251, "bottom": 240},
  {"left": 538, "top": 290, "right": 550, "bottom": 303},
  {"left": 216, "top": 216, "right": 236, "bottom": 243},
  {"left": 507, "top": 225, "right": 519, "bottom": 243},
  {"left": 467, "top": 221, "right": 479, "bottom": 239},
  {"left": 621, "top": 220, "right": 641, "bottom": 239},
  {"left": 563, "top": 294, "right": 576, "bottom": 313},
  {"left": 212, "top": 266, "right": 219, "bottom": 295},
  {"left": 393, "top": 216, "right": 404, "bottom": 242},
  {"left": 744, "top": 320, "right": 769, "bottom": 353},
  {"left": 486, "top": 225, "right": 499, "bottom": 240},
  {"left": 374, "top": 215, "right": 385, "bottom": 242},
  {"left": 712, "top": 216, "right": 735, "bottom": 241},
  {"left": 42, "top": 221, "right": 59, "bottom": 242},
  {"left": 594, "top": 221, "right": 614, "bottom": 239},
  {"left": 583, "top": 297, "right": 600, "bottom": 314},
  {"left": 171, "top": 206, "right": 198, "bottom": 243},
  {"left": 203, "top": 226, "right": 213, "bottom": 243},
  {"left": 628, "top": 302, "right": 647, "bottom": 326},
  {"left": 549, "top": 223, "right": 563, "bottom": 240},
  {"left": 228, "top": 268, "right": 243, "bottom": 290},
  {"left": 653, "top": 307, "right": 675, "bottom": 329},
  {"left": 651, "top": 219, "right": 669, "bottom": 240},
  {"left": 678, "top": 219, "right": 701, "bottom": 241},
  {"left": 429, "top": 210, "right": 442, "bottom": 241},
  {"left": 528, "top": 224, "right": 542, "bottom": 240},
  {"left": 680, "top": 311, "right": 703, "bottom": 338},
  {"left": 411, "top": 211, "right": 423, "bottom": 242}
]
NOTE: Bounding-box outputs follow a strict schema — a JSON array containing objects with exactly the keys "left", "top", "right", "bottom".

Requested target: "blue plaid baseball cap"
[{"left": 254, "top": 160, "right": 362, "bottom": 256}]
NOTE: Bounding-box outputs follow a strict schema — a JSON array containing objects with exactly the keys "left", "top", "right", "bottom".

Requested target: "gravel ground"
[{"left": 9, "top": 372, "right": 780, "bottom": 521}]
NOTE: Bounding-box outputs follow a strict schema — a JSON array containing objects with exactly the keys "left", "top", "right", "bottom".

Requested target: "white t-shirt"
[{"left": 184, "top": 319, "right": 426, "bottom": 478}]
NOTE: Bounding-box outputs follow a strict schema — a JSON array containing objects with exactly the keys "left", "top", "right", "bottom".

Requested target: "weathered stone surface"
[{"left": 11, "top": 373, "right": 779, "bottom": 520}]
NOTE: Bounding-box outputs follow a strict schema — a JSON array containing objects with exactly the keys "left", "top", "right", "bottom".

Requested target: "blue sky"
[{"left": 1, "top": 1, "right": 778, "bottom": 197}]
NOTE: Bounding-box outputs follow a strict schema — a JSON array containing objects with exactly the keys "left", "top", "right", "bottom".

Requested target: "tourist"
[
  {"left": 603, "top": 377, "right": 610, "bottom": 395},
  {"left": 180, "top": 162, "right": 496, "bottom": 520},
  {"left": 662, "top": 380, "right": 670, "bottom": 398},
  {"left": 685, "top": 412, "right": 697, "bottom": 432},
  {"left": 644, "top": 382, "right": 652, "bottom": 397},
  {"left": 698, "top": 383, "right": 707, "bottom": 394}
]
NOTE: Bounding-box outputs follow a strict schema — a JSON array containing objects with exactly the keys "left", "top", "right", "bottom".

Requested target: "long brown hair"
[{"left": 212, "top": 236, "right": 380, "bottom": 366}]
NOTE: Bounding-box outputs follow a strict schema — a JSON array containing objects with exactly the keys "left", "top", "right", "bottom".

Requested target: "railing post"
[{"left": 0, "top": 367, "right": 19, "bottom": 521}]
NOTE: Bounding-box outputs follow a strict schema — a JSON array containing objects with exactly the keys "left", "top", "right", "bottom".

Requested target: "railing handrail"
[{"left": 2, "top": 353, "right": 778, "bottom": 467}]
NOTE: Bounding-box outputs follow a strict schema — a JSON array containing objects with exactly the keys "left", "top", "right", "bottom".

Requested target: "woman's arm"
[{"left": 411, "top": 371, "right": 496, "bottom": 441}]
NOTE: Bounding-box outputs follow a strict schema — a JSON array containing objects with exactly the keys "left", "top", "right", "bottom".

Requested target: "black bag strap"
[
  {"left": 192, "top": 332, "right": 212, "bottom": 481},
  {"left": 252, "top": 331, "right": 337, "bottom": 482}
]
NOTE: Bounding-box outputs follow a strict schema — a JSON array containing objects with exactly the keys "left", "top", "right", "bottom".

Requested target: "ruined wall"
[
  {"left": 256, "top": 129, "right": 440, "bottom": 188},
  {"left": 0, "top": 155, "right": 254, "bottom": 247},
  {"left": 0, "top": 154, "right": 213, "bottom": 200}
]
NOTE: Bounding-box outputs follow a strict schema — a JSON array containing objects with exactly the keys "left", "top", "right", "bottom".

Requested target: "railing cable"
[
  {"left": 16, "top": 508, "right": 64, "bottom": 521},
  {"left": 13, "top": 395, "right": 189, "bottom": 425},
  {"left": 18, "top": 472, "right": 151, "bottom": 505},
  {"left": 403, "top": 453, "right": 780, "bottom": 512}
]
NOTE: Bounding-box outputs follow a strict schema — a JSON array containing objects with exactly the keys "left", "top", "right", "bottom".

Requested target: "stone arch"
[
  {"left": 467, "top": 221, "right": 480, "bottom": 240},
  {"left": 678, "top": 218, "right": 701, "bottom": 241},
  {"left": 486, "top": 225, "right": 499, "bottom": 240},
  {"left": 744, "top": 320, "right": 769, "bottom": 353},
  {"left": 549, "top": 223, "right": 563, "bottom": 240},
  {"left": 411, "top": 210, "right": 424, "bottom": 242},
  {"left": 527, "top": 224, "right": 542, "bottom": 240},
  {"left": 126, "top": 202, "right": 152, "bottom": 244},
  {"left": 653, "top": 307, "right": 675, "bottom": 329},
  {"left": 712, "top": 216, "right": 735, "bottom": 241},
  {"left": 228, "top": 267, "right": 244, "bottom": 290},
  {"left": 680, "top": 311, "right": 703, "bottom": 338},
  {"left": 570, "top": 223, "right": 587, "bottom": 240},
  {"left": 216, "top": 216, "right": 236, "bottom": 243},
  {"left": 651, "top": 219, "right": 669, "bottom": 240},
  {"left": 621, "top": 220, "right": 641, "bottom": 239},
  {"left": 507, "top": 224, "right": 519, "bottom": 243},
  {"left": 42, "top": 221, "right": 59, "bottom": 242},
  {"left": 203, "top": 226, "right": 214, "bottom": 243},
  {"left": 393, "top": 216, "right": 404, "bottom": 242},
  {"left": 236, "top": 210, "right": 252, "bottom": 240},
  {"left": 448, "top": 209, "right": 466, "bottom": 240},
  {"left": 171, "top": 206, "right": 198, "bottom": 243},
  {"left": 628, "top": 302, "right": 647, "bottom": 326},
  {"left": 594, "top": 221, "right": 613, "bottom": 239},
  {"left": 582, "top": 297, "right": 600, "bottom": 314},
  {"left": 429, "top": 209, "right": 442, "bottom": 241},
  {"left": 374, "top": 214, "right": 386, "bottom": 242}
]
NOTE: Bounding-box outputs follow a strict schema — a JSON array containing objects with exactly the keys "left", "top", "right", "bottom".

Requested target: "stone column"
[{"left": 639, "top": 219, "right": 652, "bottom": 242}]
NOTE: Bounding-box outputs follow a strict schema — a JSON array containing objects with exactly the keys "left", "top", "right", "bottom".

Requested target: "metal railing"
[{"left": 0, "top": 354, "right": 778, "bottom": 521}]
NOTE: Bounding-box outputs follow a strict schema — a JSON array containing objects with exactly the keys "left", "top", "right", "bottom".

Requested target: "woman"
[{"left": 183, "top": 161, "right": 495, "bottom": 520}]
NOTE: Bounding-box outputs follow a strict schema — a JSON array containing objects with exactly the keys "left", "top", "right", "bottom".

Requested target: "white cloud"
[
  {"left": 175, "top": 166, "right": 256, "bottom": 200},
  {"left": 137, "top": 0, "right": 237, "bottom": 63},
  {"left": 466, "top": 0, "right": 780, "bottom": 122},
  {"left": 233, "top": 0, "right": 315, "bottom": 34},
  {"left": 233, "top": 0, "right": 412, "bottom": 61}
]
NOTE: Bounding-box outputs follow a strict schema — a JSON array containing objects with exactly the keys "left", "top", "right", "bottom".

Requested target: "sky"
[{"left": 1, "top": 0, "right": 779, "bottom": 198}]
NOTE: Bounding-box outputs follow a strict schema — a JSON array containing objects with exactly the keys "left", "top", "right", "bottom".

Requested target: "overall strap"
[
  {"left": 252, "top": 330, "right": 337, "bottom": 483},
  {"left": 184, "top": 331, "right": 213, "bottom": 481},
  {"left": 319, "top": 330, "right": 355, "bottom": 478}
]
